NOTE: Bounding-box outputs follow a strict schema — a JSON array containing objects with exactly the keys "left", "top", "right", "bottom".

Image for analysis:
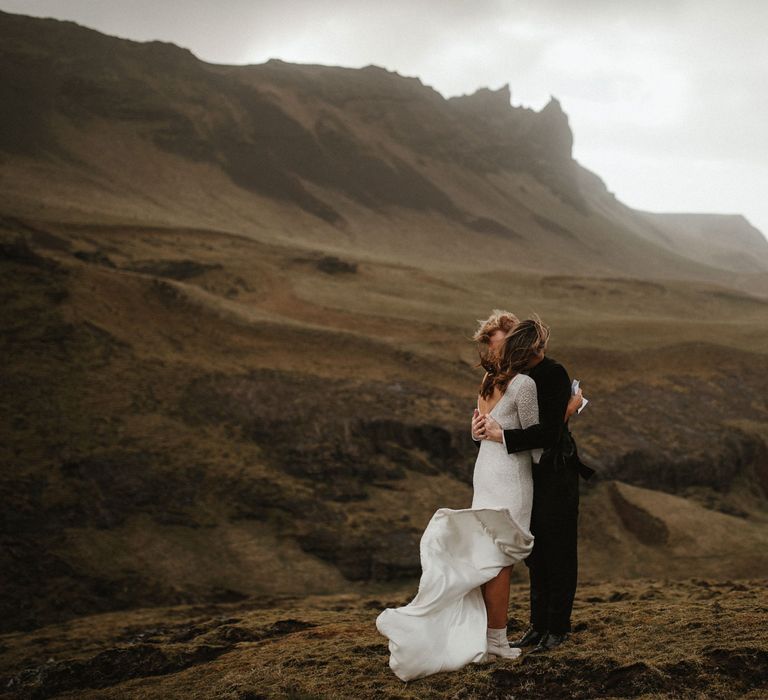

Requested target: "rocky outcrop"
[
  {"left": 0, "top": 10, "right": 585, "bottom": 221},
  {"left": 607, "top": 481, "right": 670, "bottom": 546}
]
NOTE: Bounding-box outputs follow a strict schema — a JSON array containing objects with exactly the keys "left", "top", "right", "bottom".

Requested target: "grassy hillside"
[{"left": 3, "top": 216, "right": 768, "bottom": 635}]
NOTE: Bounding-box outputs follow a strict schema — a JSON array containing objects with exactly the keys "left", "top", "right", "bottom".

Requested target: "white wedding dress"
[{"left": 376, "top": 373, "right": 540, "bottom": 681}]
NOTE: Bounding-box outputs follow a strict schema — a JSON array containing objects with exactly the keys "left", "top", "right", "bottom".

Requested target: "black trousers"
[{"left": 524, "top": 458, "right": 580, "bottom": 635}]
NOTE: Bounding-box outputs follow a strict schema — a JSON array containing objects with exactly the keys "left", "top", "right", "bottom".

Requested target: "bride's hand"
[{"left": 471, "top": 409, "right": 485, "bottom": 440}]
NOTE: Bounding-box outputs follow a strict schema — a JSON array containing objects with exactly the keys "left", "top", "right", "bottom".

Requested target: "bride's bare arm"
[{"left": 471, "top": 373, "right": 489, "bottom": 445}]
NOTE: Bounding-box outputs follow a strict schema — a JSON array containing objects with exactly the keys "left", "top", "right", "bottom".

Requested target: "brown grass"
[{"left": 1, "top": 578, "right": 766, "bottom": 699}]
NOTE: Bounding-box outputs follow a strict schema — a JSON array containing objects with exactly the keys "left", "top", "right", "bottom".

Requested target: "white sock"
[{"left": 486, "top": 627, "right": 509, "bottom": 645}]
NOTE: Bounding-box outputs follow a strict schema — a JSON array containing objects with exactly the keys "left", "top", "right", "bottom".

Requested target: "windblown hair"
[
  {"left": 472, "top": 309, "right": 519, "bottom": 344},
  {"left": 479, "top": 314, "right": 550, "bottom": 399},
  {"left": 472, "top": 309, "right": 519, "bottom": 376}
]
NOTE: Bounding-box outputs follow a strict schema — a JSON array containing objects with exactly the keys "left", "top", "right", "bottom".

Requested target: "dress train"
[{"left": 375, "top": 505, "right": 533, "bottom": 681}]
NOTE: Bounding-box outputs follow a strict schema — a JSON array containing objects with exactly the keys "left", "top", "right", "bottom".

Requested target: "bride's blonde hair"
[
  {"left": 472, "top": 309, "right": 519, "bottom": 345},
  {"left": 472, "top": 309, "right": 519, "bottom": 378}
]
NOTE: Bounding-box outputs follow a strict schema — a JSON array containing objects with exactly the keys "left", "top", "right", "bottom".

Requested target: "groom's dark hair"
[{"left": 480, "top": 315, "right": 549, "bottom": 399}]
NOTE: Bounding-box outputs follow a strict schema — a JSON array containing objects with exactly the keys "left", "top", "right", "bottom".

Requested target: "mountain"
[
  {"left": 1, "top": 8, "right": 768, "bottom": 638},
  {"left": 1, "top": 10, "right": 767, "bottom": 290}
]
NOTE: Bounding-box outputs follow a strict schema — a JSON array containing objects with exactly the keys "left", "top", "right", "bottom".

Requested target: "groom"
[{"left": 472, "top": 316, "right": 594, "bottom": 653}]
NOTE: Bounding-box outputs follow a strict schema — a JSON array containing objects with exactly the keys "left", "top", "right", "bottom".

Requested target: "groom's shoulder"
[
  {"left": 537, "top": 356, "right": 570, "bottom": 382},
  {"left": 544, "top": 356, "right": 565, "bottom": 369}
]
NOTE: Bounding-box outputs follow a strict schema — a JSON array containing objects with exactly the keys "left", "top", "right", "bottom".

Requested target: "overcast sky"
[{"left": 3, "top": 0, "right": 767, "bottom": 239}]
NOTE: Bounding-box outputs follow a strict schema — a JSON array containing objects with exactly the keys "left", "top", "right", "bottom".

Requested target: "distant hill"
[{"left": 639, "top": 211, "right": 768, "bottom": 274}]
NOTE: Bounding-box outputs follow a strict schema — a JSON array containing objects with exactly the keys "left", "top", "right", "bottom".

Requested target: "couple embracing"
[{"left": 376, "top": 311, "right": 595, "bottom": 682}]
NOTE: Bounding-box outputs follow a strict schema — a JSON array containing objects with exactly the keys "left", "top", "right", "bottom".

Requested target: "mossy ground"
[{"left": 2, "top": 578, "right": 766, "bottom": 699}]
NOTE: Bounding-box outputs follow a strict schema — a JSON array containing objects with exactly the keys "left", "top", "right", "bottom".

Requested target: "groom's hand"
[
  {"left": 482, "top": 416, "right": 503, "bottom": 443},
  {"left": 565, "top": 388, "right": 583, "bottom": 421}
]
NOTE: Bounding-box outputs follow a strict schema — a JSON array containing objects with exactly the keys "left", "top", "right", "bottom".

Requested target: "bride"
[{"left": 376, "top": 315, "right": 550, "bottom": 682}]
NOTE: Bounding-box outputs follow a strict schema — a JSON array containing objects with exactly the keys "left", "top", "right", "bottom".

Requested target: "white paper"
[{"left": 571, "top": 379, "right": 588, "bottom": 414}]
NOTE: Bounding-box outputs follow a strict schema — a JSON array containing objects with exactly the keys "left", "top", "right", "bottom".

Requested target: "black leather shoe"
[
  {"left": 528, "top": 631, "right": 569, "bottom": 654},
  {"left": 510, "top": 625, "right": 545, "bottom": 648}
]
